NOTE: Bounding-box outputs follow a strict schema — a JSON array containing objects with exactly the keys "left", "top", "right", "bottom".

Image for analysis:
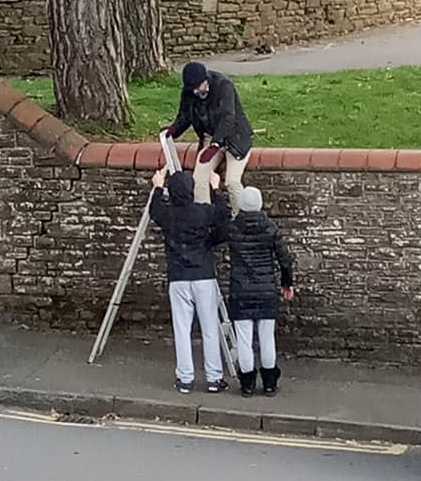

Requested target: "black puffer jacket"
[
  {"left": 222, "top": 211, "right": 293, "bottom": 321},
  {"left": 173, "top": 71, "right": 253, "bottom": 160},
  {"left": 149, "top": 172, "right": 229, "bottom": 282}
]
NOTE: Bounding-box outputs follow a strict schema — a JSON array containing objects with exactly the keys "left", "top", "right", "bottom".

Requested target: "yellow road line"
[
  {"left": 4, "top": 409, "right": 56, "bottom": 421},
  {"left": 114, "top": 420, "right": 408, "bottom": 455},
  {"left": 0, "top": 409, "right": 408, "bottom": 456},
  {"left": 0, "top": 413, "right": 60, "bottom": 425},
  {"left": 0, "top": 412, "right": 97, "bottom": 429}
]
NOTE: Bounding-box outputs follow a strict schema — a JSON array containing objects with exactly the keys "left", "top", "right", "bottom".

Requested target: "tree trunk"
[
  {"left": 124, "top": 0, "right": 168, "bottom": 79},
  {"left": 47, "top": 0, "right": 130, "bottom": 125}
]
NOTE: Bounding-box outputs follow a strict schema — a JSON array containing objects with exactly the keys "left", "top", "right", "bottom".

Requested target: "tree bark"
[
  {"left": 47, "top": 0, "right": 130, "bottom": 125},
  {"left": 124, "top": 0, "right": 168, "bottom": 79}
]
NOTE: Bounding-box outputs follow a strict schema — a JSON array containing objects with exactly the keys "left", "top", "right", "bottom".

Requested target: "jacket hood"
[
  {"left": 168, "top": 171, "right": 194, "bottom": 206},
  {"left": 235, "top": 211, "right": 269, "bottom": 234}
]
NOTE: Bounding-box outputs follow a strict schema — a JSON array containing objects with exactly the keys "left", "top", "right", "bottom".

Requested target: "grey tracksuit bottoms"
[
  {"left": 234, "top": 319, "right": 276, "bottom": 373},
  {"left": 169, "top": 279, "right": 223, "bottom": 383}
]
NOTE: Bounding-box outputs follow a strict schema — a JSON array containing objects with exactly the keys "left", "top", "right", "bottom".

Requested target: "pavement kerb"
[
  {"left": 0, "top": 387, "right": 114, "bottom": 418},
  {"left": 1, "top": 387, "right": 420, "bottom": 446}
]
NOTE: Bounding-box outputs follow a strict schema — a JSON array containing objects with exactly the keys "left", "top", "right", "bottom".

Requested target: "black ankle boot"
[
  {"left": 238, "top": 369, "right": 257, "bottom": 398},
  {"left": 260, "top": 366, "right": 281, "bottom": 397}
]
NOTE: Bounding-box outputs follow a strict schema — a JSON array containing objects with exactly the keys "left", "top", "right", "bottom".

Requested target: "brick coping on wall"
[{"left": 2, "top": 80, "right": 421, "bottom": 172}]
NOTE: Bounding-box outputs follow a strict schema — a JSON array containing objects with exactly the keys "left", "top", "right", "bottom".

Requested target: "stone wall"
[
  {"left": 162, "top": 0, "right": 421, "bottom": 59},
  {"left": 1, "top": 0, "right": 420, "bottom": 75},
  {"left": 0, "top": 0, "right": 50, "bottom": 75},
  {"left": 1, "top": 112, "right": 420, "bottom": 365}
]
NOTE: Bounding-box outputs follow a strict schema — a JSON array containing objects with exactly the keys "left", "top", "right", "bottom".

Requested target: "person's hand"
[
  {"left": 210, "top": 172, "right": 220, "bottom": 190},
  {"left": 152, "top": 169, "right": 165, "bottom": 188},
  {"left": 161, "top": 125, "right": 178, "bottom": 138},
  {"left": 199, "top": 145, "right": 219, "bottom": 164},
  {"left": 280, "top": 286, "right": 294, "bottom": 301}
]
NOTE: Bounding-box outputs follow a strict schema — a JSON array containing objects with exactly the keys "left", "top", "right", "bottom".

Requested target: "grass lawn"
[{"left": 9, "top": 66, "right": 421, "bottom": 148}]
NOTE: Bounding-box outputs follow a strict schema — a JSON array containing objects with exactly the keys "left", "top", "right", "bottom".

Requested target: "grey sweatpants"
[
  {"left": 234, "top": 319, "right": 276, "bottom": 373},
  {"left": 169, "top": 279, "right": 223, "bottom": 383}
]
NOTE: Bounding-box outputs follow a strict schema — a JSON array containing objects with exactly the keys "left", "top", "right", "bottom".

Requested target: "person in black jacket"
[
  {"left": 162, "top": 61, "right": 253, "bottom": 214},
  {"left": 149, "top": 169, "right": 229, "bottom": 395},
  {"left": 218, "top": 186, "right": 294, "bottom": 398}
]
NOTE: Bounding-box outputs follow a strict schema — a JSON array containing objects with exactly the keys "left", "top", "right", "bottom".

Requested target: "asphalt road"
[
  {"left": 0, "top": 411, "right": 420, "bottom": 481},
  {"left": 200, "top": 21, "right": 421, "bottom": 75}
]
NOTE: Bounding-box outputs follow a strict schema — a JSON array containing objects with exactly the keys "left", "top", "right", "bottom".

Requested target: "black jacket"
[
  {"left": 219, "top": 211, "right": 293, "bottom": 321},
  {"left": 173, "top": 71, "right": 253, "bottom": 159},
  {"left": 149, "top": 172, "right": 229, "bottom": 282}
]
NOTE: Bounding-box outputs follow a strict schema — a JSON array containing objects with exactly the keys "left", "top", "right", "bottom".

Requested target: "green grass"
[{"left": 10, "top": 67, "right": 421, "bottom": 148}]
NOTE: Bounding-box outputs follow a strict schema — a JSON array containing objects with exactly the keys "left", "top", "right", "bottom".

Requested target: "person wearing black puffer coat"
[{"left": 217, "top": 186, "right": 294, "bottom": 397}]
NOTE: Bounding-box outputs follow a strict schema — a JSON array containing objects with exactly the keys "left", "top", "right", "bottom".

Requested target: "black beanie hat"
[{"left": 182, "top": 62, "right": 208, "bottom": 90}]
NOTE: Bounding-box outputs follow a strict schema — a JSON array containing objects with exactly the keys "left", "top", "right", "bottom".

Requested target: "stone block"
[
  {"left": 0, "top": 259, "right": 16, "bottom": 274},
  {"left": 198, "top": 407, "right": 261, "bottom": 430},
  {"left": 114, "top": 397, "right": 197, "bottom": 424},
  {"left": 0, "top": 275, "right": 12, "bottom": 294},
  {"left": 218, "top": 2, "right": 239, "bottom": 12},
  {"left": 0, "top": 133, "right": 16, "bottom": 148},
  {"left": 202, "top": 0, "right": 218, "bottom": 12},
  {"left": 262, "top": 414, "right": 317, "bottom": 435}
]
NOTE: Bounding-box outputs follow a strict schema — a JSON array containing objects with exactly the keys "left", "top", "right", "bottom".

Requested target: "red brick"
[
  {"left": 395, "top": 150, "right": 421, "bottom": 171},
  {"left": 259, "top": 148, "right": 286, "bottom": 170},
  {"left": 30, "top": 114, "right": 70, "bottom": 150},
  {"left": 158, "top": 147, "right": 166, "bottom": 170},
  {"left": 283, "top": 148, "right": 312, "bottom": 169},
  {"left": 184, "top": 143, "right": 198, "bottom": 170},
  {"left": 367, "top": 150, "right": 397, "bottom": 170},
  {"left": 248, "top": 148, "right": 263, "bottom": 170},
  {"left": 157, "top": 137, "right": 169, "bottom": 170},
  {"left": 158, "top": 141, "right": 191, "bottom": 171},
  {"left": 9, "top": 99, "right": 48, "bottom": 132},
  {"left": 79, "top": 143, "right": 112, "bottom": 168},
  {"left": 134, "top": 142, "right": 161, "bottom": 170},
  {"left": 311, "top": 149, "right": 341, "bottom": 169},
  {"left": 0, "top": 82, "right": 27, "bottom": 114},
  {"left": 55, "top": 129, "right": 89, "bottom": 163},
  {"left": 177, "top": 143, "right": 192, "bottom": 168},
  {"left": 339, "top": 149, "right": 369, "bottom": 169},
  {"left": 107, "top": 143, "right": 138, "bottom": 169}
]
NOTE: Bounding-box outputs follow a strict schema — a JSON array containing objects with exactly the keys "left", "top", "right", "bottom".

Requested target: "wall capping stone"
[{"left": 1, "top": 80, "right": 421, "bottom": 172}]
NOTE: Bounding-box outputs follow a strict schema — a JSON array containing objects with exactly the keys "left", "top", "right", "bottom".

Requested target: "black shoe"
[
  {"left": 260, "top": 366, "right": 281, "bottom": 397},
  {"left": 207, "top": 379, "right": 229, "bottom": 393},
  {"left": 238, "top": 369, "right": 257, "bottom": 398},
  {"left": 174, "top": 378, "right": 194, "bottom": 394}
]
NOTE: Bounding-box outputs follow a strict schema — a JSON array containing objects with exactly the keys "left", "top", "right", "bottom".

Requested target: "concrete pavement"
[
  {"left": 0, "top": 324, "right": 420, "bottom": 445},
  {"left": 195, "top": 21, "right": 421, "bottom": 75}
]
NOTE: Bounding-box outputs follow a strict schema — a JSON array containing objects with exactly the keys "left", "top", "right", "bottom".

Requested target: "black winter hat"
[
  {"left": 168, "top": 171, "right": 194, "bottom": 206},
  {"left": 182, "top": 62, "right": 208, "bottom": 90}
]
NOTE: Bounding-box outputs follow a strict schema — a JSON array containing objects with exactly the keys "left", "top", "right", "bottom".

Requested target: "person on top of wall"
[
  {"left": 162, "top": 61, "right": 253, "bottom": 215},
  {"left": 215, "top": 186, "right": 294, "bottom": 397},
  {"left": 149, "top": 168, "right": 230, "bottom": 394}
]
